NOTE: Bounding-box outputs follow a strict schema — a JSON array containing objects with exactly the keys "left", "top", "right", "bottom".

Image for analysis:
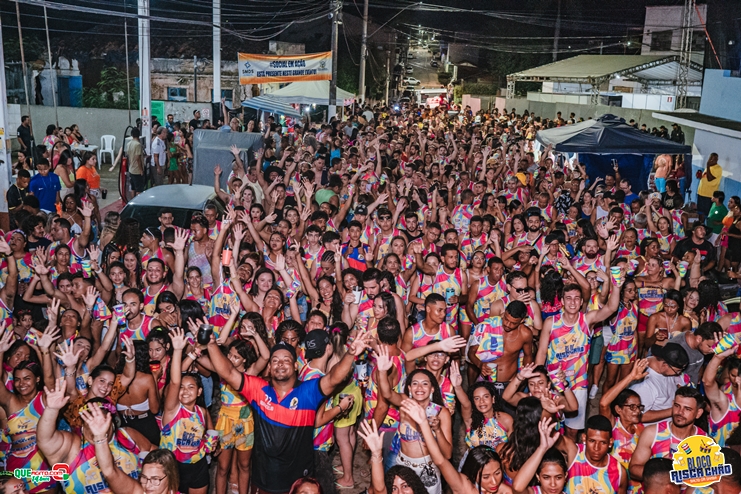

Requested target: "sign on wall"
[{"left": 238, "top": 52, "right": 332, "bottom": 84}]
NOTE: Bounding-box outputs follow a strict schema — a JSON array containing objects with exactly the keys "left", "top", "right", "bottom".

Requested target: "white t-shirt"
[
  {"left": 151, "top": 136, "right": 167, "bottom": 167},
  {"left": 629, "top": 365, "right": 682, "bottom": 419}
]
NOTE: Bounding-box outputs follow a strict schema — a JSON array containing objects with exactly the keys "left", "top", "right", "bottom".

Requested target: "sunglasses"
[{"left": 514, "top": 287, "right": 529, "bottom": 294}]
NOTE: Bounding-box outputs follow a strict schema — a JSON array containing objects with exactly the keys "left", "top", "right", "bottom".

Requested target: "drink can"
[
  {"left": 549, "top": 366, "right": 566, "bottom": 393},
  {"left": 355, "top": 359, "right": 368, "bottom": 385},
  {"left": 714, "top": 333, "right": 738, "bottom": 355},
  {"left": 425, "top": 404, "right": 438, "bottom": 418}
]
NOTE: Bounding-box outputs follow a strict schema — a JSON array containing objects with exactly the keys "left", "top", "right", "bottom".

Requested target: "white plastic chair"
[{"left": 99, "top": 135, "right": 116, "bottom": 167}]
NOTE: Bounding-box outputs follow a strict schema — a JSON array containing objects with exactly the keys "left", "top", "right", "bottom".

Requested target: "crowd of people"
[{"left": 2, "top": 102, "right": 741, "bottom": 494}]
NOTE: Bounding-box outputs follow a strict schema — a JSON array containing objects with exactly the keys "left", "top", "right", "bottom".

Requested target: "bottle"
[{"left": 355, "top": 354, "right": 369, "bottom": 387}]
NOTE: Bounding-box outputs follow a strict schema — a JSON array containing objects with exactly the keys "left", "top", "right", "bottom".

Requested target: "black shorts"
[
  {"left": 177, "top": 456, "right": 210, "bottom": 491},
  {"left": 130, "top": 173, "right": 146, "bottom": 192}
]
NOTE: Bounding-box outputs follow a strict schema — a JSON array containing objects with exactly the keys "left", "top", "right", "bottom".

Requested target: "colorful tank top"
[
  {"left": 433, "top": 265, "right": 463, "bottom": 327},
  {"left": 375, "top": 229, "right": 402, "bottom": 265},
  {"left": 438, "top": 375, "right": 455, "bottom": 416},
  {"left": 410, "top": 321, "right": 454, "bottom": 350},
  {"left": 63, "top": 430, "right": 140, "bottom": 494},
  {"left": 565, "top": 443, "right": 622, "bottom": 494},
  {"left": 472, "top": 276, "right": 507, "bottom": 321},
  {"left": 637, "top": 284, "right": 665, "bottom": 317},
  {"left": 397, "top": 403, "right": 442, "bottom": 445},
  {"left": 656, "top": 232, "right": 676, "bottom": 255},
  {"left": 650, "top": 419, "right": 706, "bottom": 459},
  {"left": 353, "top": 292, "right": 375, "bottom": 332},
  {"left": 160, "top": 404, "right": 213, "bottom": 463},
  {"left": 451, "top": 204, "right": 474, "bottom": 235},
  {"left": 365, "top": 351, "right": 407, "bottom": 429},
  {"left": 185, "top": 286, "right": 212, "bottom": 315},
  {"left": 417, "top": 274, "right": 434, "bottom": 301},
  {"left": 473, "top": 317, "right": 504, "bottom": 374},
  {"left": 121, "top": 315, "right": 155, "bottom": 342},
  {"left": 499, "top": 294, "right": 535, "bottom": 328},
  {"left": 6, "top": 392, "right": 45, "bottom": 462},
  {"left": 572, "top": 254, "right": 606, "bottom": 275},
  {"left": 395, "top": 273, "right": 409, "bottom": 304},
  {"left": 220, "top": 380, "right": 248, "bottom": 408},
  {"left": 635, "top": 228, "right": 650, "bottom": 242},
  {"left": 302, "top": 245, "right": 325, "bottom": 271},
  {"left": 460, "top": 233, "right": 487, "bottom": 263},
  {"left": 465, "top": 415, "right": 508, "bottom": 449},
  {"left": 671, "top": 210, "right": 685, "bottom": 238},
  {"left": 141, "top": 247, "right": 164, "bottom": 272},
  {"left": 612, "top": 419, "right": 643, "bottom": 494},
  {"left": 143, "top": 283, "right": 169, "bottom": 317},
  {"left": 616, "top": 245, "right": 639, "bottom": 260},
  {"left": 606, "top": 303, "right": 638, "bottom": 364},
  {"left": 299, "top": 365, "right": 334, "bottom": 451},
  {"left": 0, "top": 298, "right": 12, "bottom": 334},
  {"left": 726, "top": 313, "right": 741, "bottom": 336},
  {"left": 188, "top": 242, "right": 213, "bottom": 285},
  {"left": 208, "top": 282, "right": 238, "bottom": 332},
  {"left": 505, "top": 232, "right": 528, "bottom": 251},
  {"left": 503, "top": 187, "right": 528, "bottom": 205},
  {"left": 708, "top": 391, "right": 741, "bottom": 447},
  {"left": 546, "top": 313, "right": 590, "bottom": 390}
]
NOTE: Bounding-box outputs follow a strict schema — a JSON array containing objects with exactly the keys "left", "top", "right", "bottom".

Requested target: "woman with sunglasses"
[{"left": 598, "top": 359, "right": 649, "bottom": 494}]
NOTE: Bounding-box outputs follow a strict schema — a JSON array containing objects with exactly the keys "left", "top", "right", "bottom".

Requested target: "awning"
[
  {"left": 264, "top": 80, "right": 355, "bottom": 106},
  {"left": 241, "top": 96, "right": 302, "bottom": 118},
  {"left": 652, "top": 111, "right": 741, "bottom": 139}
]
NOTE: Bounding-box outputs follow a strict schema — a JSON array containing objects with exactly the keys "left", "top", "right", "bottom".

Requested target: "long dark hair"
[
  {"left": 540, "top": 268, "right": 564, "bottom": 305},
  {"left": 498, "top": 397, "right": 543, "bottom": 473},
  {"left": 468, "top": 382, "right": 503, "bottom": 433},
  {"left": 460, "top": 446, "right": 504, "bottom": 492},
  {"left": 384, "top": 466, "right": 427, "bottom": 494},
  {"left": 403, "top": 369, "right": 444, "bottom": 407},
  {"left": 113, "top": 218, "right": 142, "bottom": 254},
  {"left": 13, "top": 360, "right": 43, "bottom": 393},
  {"left": 316, "top": 275, "right": 343, "bottom": 325},
  {"left": 241, "top": 312, "right": 270, "bottom": 345}
]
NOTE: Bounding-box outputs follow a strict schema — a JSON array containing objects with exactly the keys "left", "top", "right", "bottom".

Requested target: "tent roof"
[
  {"left": 263, "top": 80, "right": 355, "bottom": 106},
  {"left": 508, "top": 54, "right": 702, "bottom": 85},
  {"left": 535, "top": 114, "right": 692, "bottom": 154},
  {"left": 241, "top": 96, "right": 302, "bottom": 118}
]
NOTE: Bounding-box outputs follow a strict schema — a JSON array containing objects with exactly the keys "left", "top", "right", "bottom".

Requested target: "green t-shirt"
[{"left": 707, "top": 203, "right": 728, "bottom": 234}]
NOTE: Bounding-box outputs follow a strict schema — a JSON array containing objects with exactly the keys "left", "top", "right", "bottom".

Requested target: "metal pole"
[
  {"left": 213, "top": 0, "right": 221, "bottom": 106},
  {"left": 194, "top": 56, "right": 198, "bottom": 103},
  {"left": 552, "top": 0, "right": 561, "bottom": 62},
  {"left": 328, "top": 0, "right": 339, "bottom": 120},
  {"left": 0, "top": 13, "right": 12, "bottom": 217},
  {"left": 43, "top": 6, "right": 58, "bottom": 126},
  {"left": 138, "top": 0, "right": 152, "bottom": 156},
  {"left": 15, "top": 3, "right": 31, "bottom": 120},
  {"left": 124, "top": 0, "right": 132, "bottom": 125},
  {"left": 358, "top": 0, "right": 368, "bottom": 105},
  {"left": 384, "top": 49, "right": 391, "bottom": 105}
]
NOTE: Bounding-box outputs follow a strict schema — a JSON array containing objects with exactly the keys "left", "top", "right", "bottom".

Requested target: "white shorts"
[{"left": 563, "top": 387, "right": 588, "bottom": 430}]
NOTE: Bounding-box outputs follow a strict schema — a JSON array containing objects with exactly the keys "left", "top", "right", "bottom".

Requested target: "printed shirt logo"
[{"left": 671, "top": 435, "right": 732, "bottom": 487}]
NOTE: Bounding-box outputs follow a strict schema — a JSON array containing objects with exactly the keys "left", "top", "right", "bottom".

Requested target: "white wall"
[{"left": 688, "top": 129, "right": 741, "bottom": 200}]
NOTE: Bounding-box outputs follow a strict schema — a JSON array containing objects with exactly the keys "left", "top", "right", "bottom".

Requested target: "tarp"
[
  {"left": 536, "top": 114, "right": 691, "bottom": 192},
  {"left": 241, "top": 96, "right": 302, "bottom": 118},
  {"left": 535, "top": 114, "right": 691, "bottom": 154},
  {"left": 192, "top": 129, "right": 263, "bottom": 189},
  {"left": 264, "top": 80, "right": 355, "bottom": 106}
]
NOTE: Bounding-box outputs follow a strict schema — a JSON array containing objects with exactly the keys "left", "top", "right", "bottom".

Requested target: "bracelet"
[
  {"left": 515, "top": 375, "right": 523, "bottom": 381},
  {"left": 92, "top": 438, "right": 108, "bottom": 444},
  {"left": 338, "top": 405, "right": 346, "bottom": 413},
  {"left": 370, "top": 454, "right": 383, "bottom": 464},
  {"left": 125, "top": 357, "right": 135, "bottom": 363}
]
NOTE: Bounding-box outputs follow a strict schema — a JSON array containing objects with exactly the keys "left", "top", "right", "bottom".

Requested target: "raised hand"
[
  {"left": 32, "top": 256, "right": 50, "bottom": 276},
  {"left": 230, "top": 144, "right": 240, "bottom": 157},
  {"left": 37, "top": 325, "right": 61, "bottom": 351},
  {"left": 275, "top": 254, "right": 286, "bottom": 272},
  {"left": 400, "top": 399, "right": 427, "bottom": 425},
  {"left": 357, "top": 420, "right": 385, "bottom": 455},
  {"left": 0, "top": 324, "right": 13, "bottom": 354},
  {"left": 518, "top": 362, "right": 539, "bottom": 380},
  {"left": 630, "top": 359, "right": 650, "bottom": 380},
  {"left": 169, "top": 228, "right": 190, "bottom": 252},
  {"left": 439, "top": 336, "right": 466, "bottom": 353},
  {"left": 121, "top": 336, "right": 135, "bottom": 362},
  {"left": 606, "top": 234, "right": 619, "bottom": 252},
  {"left": 348, "top": 329, "right": 371, "bottom": 357},
  {"left": 540, "top": 393, "right": 565, "bottom": 415},
  {"left": 80, "top": 201, "right": 95, "bottom": 218},
  {"left": 538, "top": 417, "right": 560, "bottom": 450},
  {"left": 87, "top": 245, "right": 101, "bottom": 270},
  {"left": 214, "top": 165, "right": 223, "bottom": 177},
  {"left": 170, "top": 327, "right": 188, "bottom": 351},
  {"left": 79, "top": 401, "right": 112, "bottom": 439},
  {"left": 374, "top": 342, "right": 392, "bottom": 371},
  {"left": 264, "top": 212, "right": 277, "bottom": 225},
  {"left": 54, "top": 341, "right": 82, "bottom": 369},
  {"left": 449, "top": 360, "right": 463, "bottom": 388},
  {"left": 0, "top": 238, "right": 10, "bottom": 256},
  {"left": 48, "top": 298, "right": 61, "bottom": 327},
  {"left": 83, "top": 286, "right": 100, "bottom": 309},
  {"left": 44, "top": 377, "right": 70, "bottom": 410}
]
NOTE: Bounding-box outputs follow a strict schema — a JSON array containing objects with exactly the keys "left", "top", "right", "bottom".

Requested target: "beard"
[{"left": 528, "top": 225, "right": 541, "bottom": 233}]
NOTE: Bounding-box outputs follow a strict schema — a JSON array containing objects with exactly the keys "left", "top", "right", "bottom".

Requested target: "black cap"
[
  {"left": 304, "top": 330, "right": 330, "bottom": 360},
  {"left": 355, "top": 204, "right": 369, "bottom": 216},
  {"left": 269, "top": 342, "right": 297, "bottom": 361},
  {"left": 652, "top": 342, "right": 689, "bottom": 372}
]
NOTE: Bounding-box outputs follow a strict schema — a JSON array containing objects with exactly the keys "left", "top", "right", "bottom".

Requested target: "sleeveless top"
[
  {"left": 433, "top": 265, "right": 464, "bottom": 327},
  {"left": 566, "top": 443, "right": 622, "bottom": 494},
  {"left": 188, "top": 242, "right": 213, "bottom": 285},
  {"left": 472, "top": 276, "right": 507, "bottom": 321},
  {"left": 365, "top": 351, "right": 407, "bottom": 429},
  {"left": 299, "top": 366, "right": 334, "bottom": 451},
  {"left": 410, "top": 321, "right": 454, "bottom": 350},
  {"left": 473, "top": 316, "right": 504, "bottom": 380},
  {"left": 612, "top": 419, "right": 643, "bottom": 494},
  {"left": 708, "top": 391, "right": 741, "bottom": 447},
  {"left": 63, "top": 430, "right": 140, "bottom": 494},
  {"left": 6, "top": 392, "right": 44, "bottom": 460},
  {"left": 121, "top": 315, "right": 155, "bottom": 342},
  {"left": 464, "top": 414, "right": 508, "bottom": 449},
  {"left": 650, "top": 419, "right": 706, "bottom": 459},
  {"left": 546, "top": 313, "right": 590, "bottom": 390},
  {"left": 637, "top": 284, "right": 665, "bottom": 317},
  {"left": 607, "top": 303, "right": 638, "bottom": 363},
  {"left": 143, "top": 284, "right": 169, "bottom": 317},
  {"left": 160, "top": 404, "right": 211, "bottom": 464}
]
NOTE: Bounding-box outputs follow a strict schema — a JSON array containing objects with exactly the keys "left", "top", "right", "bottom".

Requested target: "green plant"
[
  {"left": 461, "top": 83, "right": 499, "bottom": 96},
  {"left": 81, "top": 67, "right": 138, "bottom": 109},
  {"left": 438, "top": 72, "right": 452, "bottom": 85}
]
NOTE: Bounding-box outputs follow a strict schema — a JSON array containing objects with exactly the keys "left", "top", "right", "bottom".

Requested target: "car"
[
  {"left": 403, "top": 77, "right": 421, "bottom": 85},
  {"left": 120, "top": 184, "right": 224, "bottom": 231},
  {"left": 408, "top": 53, "right": 415, "bottom": 59},
  {"left": 405, "top": 66, "right": 414, "bottom": 75},
  {"left": 430, "top": 60, "right": 439, "bottom": 68}
]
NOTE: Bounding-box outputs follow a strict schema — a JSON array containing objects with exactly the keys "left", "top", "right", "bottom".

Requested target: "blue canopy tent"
[
  {"left": 241, "top": 96, "right": 302, "bottom": 118},
  {"left": 535, "top": 114, "right": 692, "bottom": 192}
]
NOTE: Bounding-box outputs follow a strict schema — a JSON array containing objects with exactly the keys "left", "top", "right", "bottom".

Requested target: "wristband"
[
  {"left": 125, "top": 357, "right": 135, "bottom": 363},
  {"left": 338, "top": 405, "right": 346, "bottom": 413},
  {"left": 93, "top": 438, "right": 108, "bottom": 444}
]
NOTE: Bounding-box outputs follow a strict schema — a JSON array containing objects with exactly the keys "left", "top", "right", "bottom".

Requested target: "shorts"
[
  {"left": 589, "top": 335, "right": 604, "bottom": 365},
  {"left": 397, "top": 452, "right": 441, "bottom": 494},
  {"left": 637, "top": 313, "right": 648, "bottom": 333},
  {"left": 655, "top": 177, "right": 667, "bottom": 193},
  {"left": 563, "top": 387, "right": 588, "bottom": 430},
  {"left": 120, "top": 411, "right": 160, "bottom": 446},
  {"left": 130, "top": 173, "right": 146, "bottom": 192},
  {"left": 216, "top": 404, "right": 255, "bottom": 451},
  {"left": 178, "top": 455, "right": 210, "bottom": 491},
  {"left": 333, "top": 381, "right": 363, "bottom": 428}
]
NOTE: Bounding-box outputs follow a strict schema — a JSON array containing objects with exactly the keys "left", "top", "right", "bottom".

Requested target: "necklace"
[{"left": 665, "top": 312, "right": 679, "bottom": 333}]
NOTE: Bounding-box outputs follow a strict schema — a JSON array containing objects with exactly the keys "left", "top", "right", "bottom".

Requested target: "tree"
[{"left": 81, "top": 67, "right": 138, "bottom": 109}]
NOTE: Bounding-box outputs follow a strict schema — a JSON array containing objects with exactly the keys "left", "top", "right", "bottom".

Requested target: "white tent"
[{"left": 264, "top": 80, "right": 355, "bottom": 106}]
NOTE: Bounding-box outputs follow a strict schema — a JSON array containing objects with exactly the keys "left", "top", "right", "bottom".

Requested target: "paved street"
[{"left": 404, "top": 45, "right": 441, "bottom": 89}]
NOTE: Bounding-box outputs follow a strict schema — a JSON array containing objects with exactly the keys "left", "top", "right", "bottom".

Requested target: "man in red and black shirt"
[{"left": 206, "top": 325, "right": 371, "bottom": 494}]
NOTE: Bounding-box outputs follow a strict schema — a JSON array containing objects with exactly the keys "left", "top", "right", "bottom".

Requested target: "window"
[
  {"left": 692, "top": 31, "right": 706, "bottom": 51},
  {"left": 167, "top": 87, "right": 188, "bottom": 102},
  {"left": 211, "top": 89, "right": 234, "bottom": 104},
  {"left": 650, "top": 30, "right": 673, "bottom": 51}
]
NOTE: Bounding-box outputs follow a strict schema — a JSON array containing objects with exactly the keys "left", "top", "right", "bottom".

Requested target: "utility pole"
[
  {"left": 194, "top": 56, "right": 198, "bottom": 103},
  {"left": 552, "top": 0, "right": 561, "bottom": 62},
  {"left": 329, "top": 0, "right": 340, "bottom": 120},
  {"left": 676, "top": 0, "right": 695, "bottom": 109},
  {"left": 384, "top": 48, "right": 391, "bottom": 105},
  {"left": 358, "top": 0, "right": 369, "bottom": 105},
  {"left": 138, "top": 0, "right": 152, "bottom": 155},
  {"left": 213, "top": 0, "right": 221, "bottom": 108},
  {"left": 0, "top": 13, "right": 11, "bottom": 220},
  {"left": 43, "top": 6, "right": 58, "bottom": 126}
]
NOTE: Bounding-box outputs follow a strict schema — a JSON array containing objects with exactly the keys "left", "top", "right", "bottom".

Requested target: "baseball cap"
[
  {"left": 269, "top": 342, "right": 297, "bottom": 362},
  {"left": 304, "top": 330, "right": 331, "bottom": 360},
  {"left": 355, "top": 204, "right": 369, "bottom": 216},
  {"left": 651, "top": 342, "right": 689, "bottom": 372}
]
